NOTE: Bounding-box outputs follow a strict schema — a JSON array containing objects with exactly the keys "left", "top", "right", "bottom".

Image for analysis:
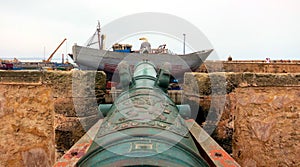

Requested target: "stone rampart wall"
[
  {"left": 1, "top": 70, "right": 299, "bottom": 166},
  {"left": 0, "top": 71, "right": 106, "bottom": 167},
  {"left": 199, "top": 60, "right": 300, "bottom": 73},
  {"left": 184, "top": 72, "right": 300, "bottom": 167}
]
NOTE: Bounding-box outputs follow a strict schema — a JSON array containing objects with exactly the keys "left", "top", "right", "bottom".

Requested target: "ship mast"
[
  {"left": 86, "top": 21, "right": 104, "bottom": 50},
  {"left": 97, "top": 21, "right": 101, "bottom": 50}
]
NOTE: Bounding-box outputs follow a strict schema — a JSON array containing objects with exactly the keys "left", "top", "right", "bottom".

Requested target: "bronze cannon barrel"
[{"left": 76, "top": 61, "right": 209, "bottom": 167}]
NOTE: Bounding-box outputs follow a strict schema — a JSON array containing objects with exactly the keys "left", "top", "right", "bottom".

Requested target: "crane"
[{"left": 44, "top": 38, "right": 67, "bottom": 62}]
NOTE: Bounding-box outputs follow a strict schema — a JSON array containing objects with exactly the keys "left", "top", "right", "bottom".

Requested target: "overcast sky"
[{"left": 0, "top": 0, "right": 299, "bottom": 60}]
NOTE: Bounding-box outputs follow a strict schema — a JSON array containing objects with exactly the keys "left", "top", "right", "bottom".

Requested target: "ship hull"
[{"left": 72, "top": 45, "right": 212, "bottom": 78}]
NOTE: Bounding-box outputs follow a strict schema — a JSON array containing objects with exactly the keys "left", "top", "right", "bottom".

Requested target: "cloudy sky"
[{"left": 0, "top": 0, "right": 299, "bottom": 60}]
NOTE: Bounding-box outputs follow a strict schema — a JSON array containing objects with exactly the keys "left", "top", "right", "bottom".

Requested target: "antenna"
[
  {"left": 65, "top": 40, "right": 68, "bottom": 63},
  {"left": 43, "top": 46, "right": 46, "bottom": 61},
  {"left": 183, "top": 33, "right": 186, "bottom": 55}
]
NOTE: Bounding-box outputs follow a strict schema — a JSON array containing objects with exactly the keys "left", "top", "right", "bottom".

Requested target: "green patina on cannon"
[{"left": 76, "top": 60, "right": 209, "bottom": 167}]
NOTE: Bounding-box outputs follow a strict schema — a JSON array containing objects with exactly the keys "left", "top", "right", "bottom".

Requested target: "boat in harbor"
[
  {"left": 0, "top": 39, "right": 74, "bottom": 71},
  {"left": 0, "top": 61, "right": 73, "bottom": 71},
  {"left": 69, "top": 21, "right": 213, "bottom": 81},
  {"left": 71, "top": 44, "right": 213, "bottom": 78}
]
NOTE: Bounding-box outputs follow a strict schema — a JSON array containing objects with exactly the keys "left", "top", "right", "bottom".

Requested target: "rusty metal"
[{"left": 186, "top": 119, "right": 240, "bottom": 167}]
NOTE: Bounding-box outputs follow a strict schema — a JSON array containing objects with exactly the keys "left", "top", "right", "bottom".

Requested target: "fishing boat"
[
  {"left": 70, "top": 21, "right": 213, "bottom": 80},
  {"left": 71, "top": 44, "right": 213, "bottom": 78}
]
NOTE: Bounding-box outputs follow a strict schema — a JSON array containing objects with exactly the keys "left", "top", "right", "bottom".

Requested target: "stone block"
[
  {"left": 72, "top": 97, "right": 99, "bottom": 117},
  {"left": 54, "top": 97, "right": 76, "bottom": 116},
  {"left": 22, "top": 148, "right": 50, "bottom": 167},
  {"left": 232, "top": 87, "right": 300, "bottom": 167},
  {"left": 0, "top": 71, "right": 42, "bottom": 84},
  {"left": 0, "top": 84, "right": 55, "bottom": 167}
]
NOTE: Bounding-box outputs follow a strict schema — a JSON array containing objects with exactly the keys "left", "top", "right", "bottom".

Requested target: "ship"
[
  {"left": 69, "top": 21, "right": 213, "bottom": 80},
  {"left": 71, "top": 44, "right": 213, "bottom": 79}
]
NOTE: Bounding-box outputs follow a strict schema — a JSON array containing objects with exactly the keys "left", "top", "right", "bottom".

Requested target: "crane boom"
[{"left": 46, "top": 38, "right": 67, "bottom": 62}]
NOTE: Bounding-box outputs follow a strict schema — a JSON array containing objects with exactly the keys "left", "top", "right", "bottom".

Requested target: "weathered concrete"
[
  {"left": 184, "top": 72, "right": 300, "bottom": 167},
  {"left": 0, "top": 70, "right": 106, "bottom": 167}
]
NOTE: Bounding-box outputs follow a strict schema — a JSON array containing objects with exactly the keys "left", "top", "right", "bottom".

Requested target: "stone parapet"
[
  {"left": 199, "top": 60, "right": 300, "bottom": 73},
  {"left": 0, "top": 84, "right": 54, "bottom": 167},
  {"left": 0, "top": 70, "right": 106, "bottom": 166},
  {"left": 1, "top": 70, "right": 299, "bottom": 166},
  {"left": 184, "top": 72, "right": 300, "bottom": 167},
  {"left": 184, "top": 72, "right": 300, "bottom": 96}
]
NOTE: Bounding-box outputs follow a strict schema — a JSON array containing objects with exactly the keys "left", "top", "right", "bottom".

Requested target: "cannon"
[
  {"left": 53, "top": 59, "right": 240, "bottom": 167},
  {"left": 76, "top": 60, "right": 209, "bottom": 166}
]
